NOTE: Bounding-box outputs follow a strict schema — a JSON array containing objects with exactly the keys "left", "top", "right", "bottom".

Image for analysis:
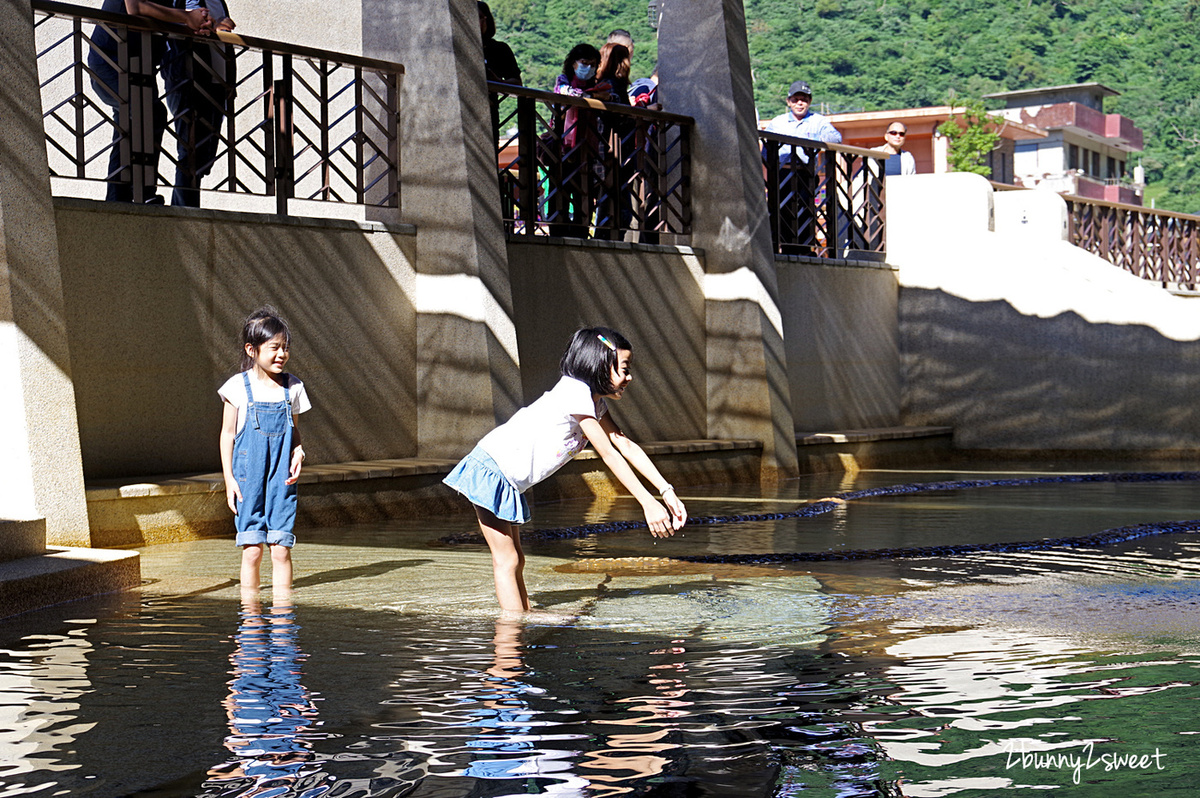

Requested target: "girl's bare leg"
[
  {"left": 240, "top": 544, "right": 264, "bottom": 588},
  {"left": 475, "top": 506, "right": 530, "bottom": 612},
  {"left": 270, "top": 544, "right": 294, "bottom": 591}
]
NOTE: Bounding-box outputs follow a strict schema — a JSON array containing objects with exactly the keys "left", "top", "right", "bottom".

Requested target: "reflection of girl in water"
[
  {"left": 462, "top": 619, "right": 588, "bottom": 790},
  {"left": 202, "top": 595, "right": 321, "bottom": 794}
]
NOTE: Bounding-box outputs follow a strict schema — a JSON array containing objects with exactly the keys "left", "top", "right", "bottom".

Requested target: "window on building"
[
  {"left": 1107, "top": 156, "right": 1116, "bottom": 179},
  {"left": 1068, "top": 144, "right": 1079, "bottom": 171},
  {"left": 1091, "top": 150, "right": 1100, "bottom": 177}
]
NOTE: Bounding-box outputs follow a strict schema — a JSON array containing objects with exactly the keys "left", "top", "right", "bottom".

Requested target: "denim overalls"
[{"left": 233, "top": 371, "right": 297, "bottom": 547}]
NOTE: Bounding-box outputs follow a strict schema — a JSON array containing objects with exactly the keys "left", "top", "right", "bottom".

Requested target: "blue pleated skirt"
[{"left": 442, "top": 446, "right": 531, "bottom": 524}]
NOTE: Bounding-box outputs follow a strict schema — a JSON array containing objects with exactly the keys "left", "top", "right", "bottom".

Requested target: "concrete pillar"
[
  {"left": 362, "top": 0, "right": 521, "bottom": 457},
  {"left": 933, "top": 130, "right": 949, "bottom": 173},
  {"left": 0, "top": 0, "right": 91, "bottom": 546},
  {"left": 657, "top": 0, "right": 799, "bottom": 480}
]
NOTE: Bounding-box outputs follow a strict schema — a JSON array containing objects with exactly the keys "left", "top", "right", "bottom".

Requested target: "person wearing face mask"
[{"left": 548, "top": 43, "right": 611, "bottom": 237}]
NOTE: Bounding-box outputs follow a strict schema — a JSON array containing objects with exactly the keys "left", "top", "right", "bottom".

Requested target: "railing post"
[
  {"left": 515, "top": 95, "right": 536, "bottom": 233},
  {"left": 272, "top": 67, "right": 293, "bottom": 215},
  {"left": 388, "top": 69, "right": 400, "bottom": 210},
  {"left": 71, "top": 16, "right": 86, "bottom": 177},
  {"left": 764, "top": 139, "right": 780, "bottom": 252}
]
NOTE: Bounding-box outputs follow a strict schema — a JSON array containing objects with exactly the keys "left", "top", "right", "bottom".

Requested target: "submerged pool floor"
[{"left": 3, "top": 464, "right": 1200, "bottom": 797}]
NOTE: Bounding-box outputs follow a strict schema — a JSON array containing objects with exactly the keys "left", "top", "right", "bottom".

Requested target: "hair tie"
[{"left": 597, "top": 334, "right": 616, "bottom": 351}]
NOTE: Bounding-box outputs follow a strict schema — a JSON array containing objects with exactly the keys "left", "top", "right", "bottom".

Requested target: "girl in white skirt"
[{"left": 444, "top": 327, "right": 687, "bottom": 611}]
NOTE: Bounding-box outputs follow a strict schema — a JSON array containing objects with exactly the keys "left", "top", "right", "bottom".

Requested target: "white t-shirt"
[
  {"left": 478, "top": 376, "right": 607, "bottom": 493},
  {"left": 218, "top": 372, "right": 311, "bottom": 434}
]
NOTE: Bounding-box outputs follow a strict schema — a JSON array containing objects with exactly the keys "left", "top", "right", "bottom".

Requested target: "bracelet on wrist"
[{"left": 659, "top": 484, "right": 675, "bottom": 499}]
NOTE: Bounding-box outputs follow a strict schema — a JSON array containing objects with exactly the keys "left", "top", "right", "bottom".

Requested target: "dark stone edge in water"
[{"left": 438, "top": 471, "right": 1200, "bottom": 561}]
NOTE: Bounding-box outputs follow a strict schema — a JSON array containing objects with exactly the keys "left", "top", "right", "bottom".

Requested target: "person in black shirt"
[{"left": 478, "top": 1, "right": 521, "bottom": 145}]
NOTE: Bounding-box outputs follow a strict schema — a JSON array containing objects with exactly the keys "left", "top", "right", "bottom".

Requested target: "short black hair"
[
  {"left": 562, "top": 43, "right": 601, "bottom": 79},
  {"left": 560, "top": 326, "right": 631, "bottom": 396},
  {"left": 477, "top": 1, "right": 495, "bottom": 40},
  {"left": 239, "top": 306, "right": 291, "bottom": 371}
]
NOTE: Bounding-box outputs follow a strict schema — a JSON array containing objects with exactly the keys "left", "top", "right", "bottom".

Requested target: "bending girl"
[{"left": 443, "top": 327, "right": 687, "bottom": 612}]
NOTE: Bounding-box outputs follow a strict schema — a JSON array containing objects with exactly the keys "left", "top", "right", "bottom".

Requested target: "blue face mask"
[{"left": 574, "top": 62, "right": 595, "bottom": 80}]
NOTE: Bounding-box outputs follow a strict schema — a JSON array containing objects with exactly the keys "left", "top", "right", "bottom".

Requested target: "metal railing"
[
  {"left": 492, "top": 83, "right": 692, "bottom": 241},
  {"left": 759, "top": 131, "right": 887, "bottom": 258},
  {"left": 33, "top": 0, "right": 401, "bottom": 213},
  {"left": 1065, "top": 195, "right": 1200, "bottom": 289}
]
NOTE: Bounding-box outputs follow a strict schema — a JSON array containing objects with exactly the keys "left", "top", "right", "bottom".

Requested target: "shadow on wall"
[
  {"left": 54, "top": 206, "right": 418, "bottom": 479},
  {"left": 778, "top": 263, "right": 901, "bottom": 432},
  {"left": 900, "top": 287, "right": 1200, "bottom": 450},
  {"left": 506, "top": 243, "right": 706, "bottom": 442}
]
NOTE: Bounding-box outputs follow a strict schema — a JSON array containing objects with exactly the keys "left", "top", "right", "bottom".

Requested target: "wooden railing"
[
  {"left": 491, "top": 83, "right": 692, "bottom": 242},
  {"left": 1064, "top": 195, "right": 1200, "bottom": 289},
  {"left": 759, "top": 131, "right": 887, "bottom": 258},
  {"left": 33, "top": 0, "right": 401, "bottom": 213}
]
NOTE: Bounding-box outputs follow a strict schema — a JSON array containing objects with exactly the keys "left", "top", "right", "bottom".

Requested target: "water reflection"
[
  {"left": 201, "top": 590, "right": 323, "bottom": 796},
  {"left": 461, "top": 619, "right": 589, "bottom": 791}
]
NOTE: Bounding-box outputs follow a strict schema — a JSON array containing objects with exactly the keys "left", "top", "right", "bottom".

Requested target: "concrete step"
[
  {"left": 84, "top": 439, "right": 764, "bottom": 548},
  {"left": 795, "top": 425, "right": 954, "bottom": 473},
  {"left": 0, "top": 542, "right": 140, "bottom": 620}
]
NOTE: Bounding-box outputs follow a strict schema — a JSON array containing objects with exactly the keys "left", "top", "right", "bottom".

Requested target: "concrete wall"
[
  {"left": 506, "top": 240, "right": 708, "bottom": 442},
  {"left": 777, "top": 257, "right": 901, "bottom": 432},
  {"left": 889, "top": 174, "right": 1200, "bottom": 451},
  {"left": 54, "top": 200, "right": 419, "bottom": 479}
]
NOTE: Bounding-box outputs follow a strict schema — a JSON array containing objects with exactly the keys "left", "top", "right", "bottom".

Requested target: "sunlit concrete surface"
[{"left": 0, "top": 546, "right": 139, "bottom": 619}]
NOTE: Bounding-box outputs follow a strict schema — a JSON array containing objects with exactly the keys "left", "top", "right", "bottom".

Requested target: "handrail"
[
  {"left": 491, "top": 80, "right": 694, "bottom": 242},
  {"left": 758, "top": 129, "right": 886, "bottom": 161},
  {"left": 495, "top": 83, "right": 693, "bottom": 124},
  {"left": 1063, "top": 193, "right": 1199, "bottom": 223},
  {"left": 757, "top": 129, "right": 887, "bottom": 258},
  {"left": 1063, "top": 194, "right": 1200, "bottom": 288},
  {"left": 32, "top": 0, "right": 405, "bottom": 74},
  {"left": 33, "top": 0, "right": 402, "bottom": 212}
]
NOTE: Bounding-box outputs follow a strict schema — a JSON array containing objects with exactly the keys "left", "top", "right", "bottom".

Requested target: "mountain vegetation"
[{"left": 486, "top": 0, "right": 1200, "bottom": 212}]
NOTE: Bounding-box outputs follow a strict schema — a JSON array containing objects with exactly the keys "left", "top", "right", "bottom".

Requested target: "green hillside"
[{"left": 487, "top": 0, "right": 1200, "bottom": 213}]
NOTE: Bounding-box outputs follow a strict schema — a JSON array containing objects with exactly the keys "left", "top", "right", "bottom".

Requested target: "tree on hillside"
[{"left": 937, "top": 98, "right": 1000, "bottom": 176}]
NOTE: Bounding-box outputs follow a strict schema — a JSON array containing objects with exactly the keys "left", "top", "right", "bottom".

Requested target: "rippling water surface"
[{"left": 2, "top": 467, "right": 1199, "bottom": 797}]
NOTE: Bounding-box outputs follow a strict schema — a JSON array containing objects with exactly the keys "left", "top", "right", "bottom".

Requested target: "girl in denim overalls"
[{"left": 219, "top": 308, "right": 311, "bottom": 591}]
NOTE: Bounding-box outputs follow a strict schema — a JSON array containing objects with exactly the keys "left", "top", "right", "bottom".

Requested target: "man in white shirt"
[
  {"left": 764, "top": 80, "right": 842, "bottom": 164},
  {"left": 763, "top": 80, "right": 842, "bottom": 254}
]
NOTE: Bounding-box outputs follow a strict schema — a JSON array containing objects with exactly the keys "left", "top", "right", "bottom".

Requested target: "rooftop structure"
[{"left": 984, "top": 82, "right": 1144, "bottom": 204}]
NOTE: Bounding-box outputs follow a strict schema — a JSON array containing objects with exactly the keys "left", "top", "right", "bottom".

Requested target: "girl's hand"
[
  {"left": 286, "top": 446, "right": 304, "bottom": 485},
  {"left": 641, "top": 498, "right": 674, "bottom": 538},
  {"left": 216, "top": 16, "right": 235, "bottom": 31},
  {"left": 225, "top": 480, "right": 242, "bottom": 514},
  {"left": 663, "top": 488, "right": 687, "bottom": 530}
]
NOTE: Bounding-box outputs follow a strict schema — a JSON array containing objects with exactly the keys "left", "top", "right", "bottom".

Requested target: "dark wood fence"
[
  {"left": 1065, "top": 195, "right": 1200, "bottom": 289},
  {"left": 758, "top": 131, "right": 886, "bottom": 258},
  {"left": 33, "top": 0, "right": 401, "bottom": 213},
  {"left": 491, "top": 83, "right": 692, "bottom": 242}
]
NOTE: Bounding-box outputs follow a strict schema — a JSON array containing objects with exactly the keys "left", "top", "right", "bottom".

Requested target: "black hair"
[
  {"left": 477, "top": 1, "right": 496, "bottom": 41},
  {"left": 560, "top": 326, "right": 631, "bottom": 396},
  {"left": 562, "top": 43, "right": 601, "bottom": 79},
  {"left": 239, "top": 306, "right": 291, "bottom": 371},
  {"left": 607, "top": 29, "right": 633, "bottom": 44}
]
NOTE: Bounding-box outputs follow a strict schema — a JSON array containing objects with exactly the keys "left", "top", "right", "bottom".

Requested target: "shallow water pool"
[{"left": 2, "top": 465, "right": 1199, "bottom": 796}]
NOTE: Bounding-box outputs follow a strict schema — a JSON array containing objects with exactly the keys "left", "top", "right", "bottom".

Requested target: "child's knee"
[
  {"left": 491, "top": 547, "right": 524, "bottom": 573},
  {"left": 242, "top": 544, "right": 264, "bottom": 564},
  {"left": 269, "top": 544, "right": 292, "bottom": 564}
]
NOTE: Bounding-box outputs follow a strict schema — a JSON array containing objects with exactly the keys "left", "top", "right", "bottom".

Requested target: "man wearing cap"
[
  {"left": 763, "top": 80, "right": 841, "bottom": 254},
  {"left": 764, "top": 80, "right": 842, "bottom": 162}
]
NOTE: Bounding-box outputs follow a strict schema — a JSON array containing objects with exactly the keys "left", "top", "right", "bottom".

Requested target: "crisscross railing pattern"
[
  {"left": 1065, "top": 196, "right": 1200, "bottom": 289},
  {"left": 759, "top": 131, "right": 886, "bottom": 258},
  {"left": 493, "top": 83, "right": 692, "bottom": 241},
  {"left": 33, "top": 0, "right": 401, "bottom": 213}
]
